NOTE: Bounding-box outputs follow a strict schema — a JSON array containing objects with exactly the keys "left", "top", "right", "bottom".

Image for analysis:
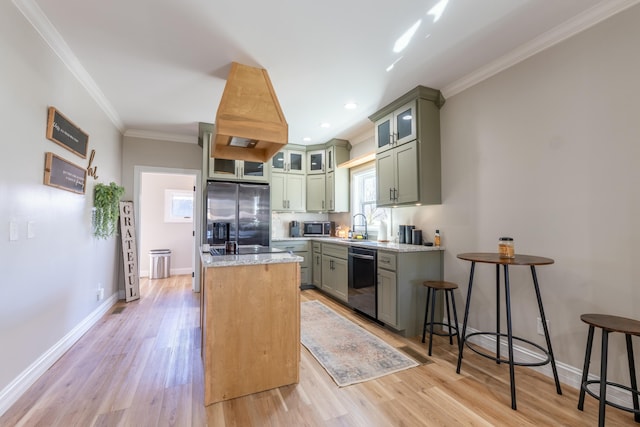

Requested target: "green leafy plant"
[{"left": 93, "top": 182, "right": 125, "bottom": 239}]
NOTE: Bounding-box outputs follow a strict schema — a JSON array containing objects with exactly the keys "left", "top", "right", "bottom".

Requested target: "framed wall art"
[
  {"left": 46, "top": 106, "right": 89, "bottom": 158},
  {"left": 43, "top": 152, "right": 87, "bottom": 194}
]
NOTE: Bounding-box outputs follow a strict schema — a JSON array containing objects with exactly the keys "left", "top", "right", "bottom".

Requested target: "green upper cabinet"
[
  {"left": 374, "top": 100, "right": 417, "bottom": 154},
  {"left": 306, "top": 174, "right": 326, "bottom": 211},
  {"left": 271, "top": 148, "right": 305, "bottom": 174},
  {"left": 304, "top": 139, "right": 351, "bottom": 213},
  {"left": 307, "top": 150, "right": 325, "bottom": 175},
  {"left": 324, "top": 140, "right": 350, "bottom": 212},
  {"left": 272, "top": 172, "right": 305, "bottom": 212},
  {"left": 369, "top": 86, "right": 445, "bottom": 207},
  {"left": 209, "top": 158, "right": 269, "bottom": 182},
  {"left": 326, "top": 145, "right": 336, "bottom": 172},
  {"left": 200, "top": 126, "right": 270, "bottom": 183}
]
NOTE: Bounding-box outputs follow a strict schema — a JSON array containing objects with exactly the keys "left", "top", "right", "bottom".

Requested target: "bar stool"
[
  {"left": 422, "top": 280, "right": 460, "bottom": 356},
  {"left": 577, "top": 313, "right": 640, "bottom": 427}
]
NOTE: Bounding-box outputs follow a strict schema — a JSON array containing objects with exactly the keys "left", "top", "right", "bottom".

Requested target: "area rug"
[{"left": 300, "top": 300, "right": 419, "bottom": 387}]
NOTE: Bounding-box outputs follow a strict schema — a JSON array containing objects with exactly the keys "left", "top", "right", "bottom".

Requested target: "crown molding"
[
  {"left": 124, "top": 129, "right": 198, "bottom": 144},
  {"left": 442, "top": 0, "right": 640, "bottom": 99},
  {"left": 12, "top": 0, "right": 124, "bottom": 132}
]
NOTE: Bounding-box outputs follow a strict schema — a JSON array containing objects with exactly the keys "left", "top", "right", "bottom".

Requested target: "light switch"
[
  {"left": 9, "top": 221, "right": 18, "bottom": 241},
  {"left": 27, "top": 221, "right": 35, "bottom": 239}
]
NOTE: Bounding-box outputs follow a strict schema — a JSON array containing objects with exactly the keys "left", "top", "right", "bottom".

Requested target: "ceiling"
[{"left": 18, "top": 0, "right": 636, "bottom": 146}]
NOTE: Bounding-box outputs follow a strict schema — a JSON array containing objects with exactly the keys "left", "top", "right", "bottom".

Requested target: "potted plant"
[{"left": 93, "top": 182, "right": 125, "bottom": 239}]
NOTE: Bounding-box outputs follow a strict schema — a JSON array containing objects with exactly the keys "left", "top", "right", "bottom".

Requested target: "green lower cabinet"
[
  {"left": 320, "top": 243, "right": 348, "bottom": 302},
  {"left": 312, "top": 251, "right": 322, "bottom": 287},
  {"left": 377, "top": 267, "right": 397, "bottom": 327},
  {"left": 377, "top": 249, "right": 443, "bottom": 337},
  {"left": 272, "top": 241, "right": 310, "bottom": 285}
]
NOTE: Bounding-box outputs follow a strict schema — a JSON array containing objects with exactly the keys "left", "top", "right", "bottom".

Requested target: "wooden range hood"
[{"left": 212, "top": 62, "right": 288, "bottom": 162}]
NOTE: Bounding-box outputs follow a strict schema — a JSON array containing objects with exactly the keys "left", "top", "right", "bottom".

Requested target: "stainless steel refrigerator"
[{"left": 205, "top": 181, "right": 270, "bottom": 248}]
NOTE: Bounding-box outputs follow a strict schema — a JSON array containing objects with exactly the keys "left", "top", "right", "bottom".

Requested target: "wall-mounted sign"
[
  {"left": 119, "top": 201, "right": 140, "bottom": 302},
  {"left": 46, "top": 106, "right": 89, "bottom": 158},
  {"left": 43, "top": 152, "right": 86, "bottom": 194}
]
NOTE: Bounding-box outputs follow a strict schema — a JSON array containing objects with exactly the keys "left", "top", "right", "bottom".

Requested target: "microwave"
[{"left": 303, "top": 221, "right": 335, "bottom": 237}]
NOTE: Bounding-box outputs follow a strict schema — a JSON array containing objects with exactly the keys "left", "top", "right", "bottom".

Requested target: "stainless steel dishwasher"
[{"left": 348, "top": 245, "right": 377, "bottom": 319}]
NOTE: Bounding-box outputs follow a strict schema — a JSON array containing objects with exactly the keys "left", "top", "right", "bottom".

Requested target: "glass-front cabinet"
[
  {"left": 307, "top": 150, "right": 325, "bottom": 174},
  {"left": 271, "top": 149, "right": 305, "bottom": 174},
  {"left": 370, "top": 86, "right": 444, "bottom": 207},
  {"left": 209, "top": 158, "right": 269, "bottom": 182},
  {"left": 326, "top": 145, "right": 336, "bottom": 172},
  {"left": 374, "top": 100, "right": 417, "bottom": 153}
]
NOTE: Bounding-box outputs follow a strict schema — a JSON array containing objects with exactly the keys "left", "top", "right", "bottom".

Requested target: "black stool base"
[{"left": 422, "top": 286, "right": 460, "bottom": 357}]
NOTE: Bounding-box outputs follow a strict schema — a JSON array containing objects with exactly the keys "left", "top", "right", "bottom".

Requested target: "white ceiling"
[{"left": 17, "top": 0, "right": 638, "bottom": 145}]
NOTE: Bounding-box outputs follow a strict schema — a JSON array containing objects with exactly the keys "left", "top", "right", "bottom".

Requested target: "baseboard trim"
[
  {"left": 462, "top": 324, "right": 632, "bottom": 408},
  {"left": 0, "top": 294, "right": 118, "bottom": 417},
  {"left": 140, "top": 268, "right": 191, "bottom": 278}
]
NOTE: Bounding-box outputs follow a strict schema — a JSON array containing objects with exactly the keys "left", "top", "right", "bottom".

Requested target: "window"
[
  {"left": 164, "top": 189, "right": 193, "bottom": 223},
  {"left": 351, "top": 164, "right": 388, "bottom": 231}
]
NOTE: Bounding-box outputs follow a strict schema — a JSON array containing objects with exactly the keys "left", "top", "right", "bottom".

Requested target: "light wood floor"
[{"left": 1, "top": 275, "right": 636, "bottom": 426}]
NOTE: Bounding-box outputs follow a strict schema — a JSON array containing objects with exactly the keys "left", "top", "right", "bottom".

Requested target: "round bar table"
[{"left": 456, "top": 253, "right": 562, "bottom": 410}]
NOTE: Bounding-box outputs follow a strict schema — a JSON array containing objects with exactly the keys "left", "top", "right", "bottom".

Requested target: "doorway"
[{"left": 134, "top": 166, "right": 202, "bottom": 292}]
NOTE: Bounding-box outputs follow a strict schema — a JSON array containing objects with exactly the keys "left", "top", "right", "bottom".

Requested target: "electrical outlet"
[
  {"left": 97, "top": 287, "right": 104, "bottom": 301},
  {"left": 537, "top": 317, "right": 550, "bottom": 335}
]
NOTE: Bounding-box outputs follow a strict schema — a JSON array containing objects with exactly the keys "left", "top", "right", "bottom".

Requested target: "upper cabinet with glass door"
[
  {"left": 307, "top": 149, "right": 325, "bottom": 175},
  {"left": 209, "top": 158, "right": 269, "bottom": 182},
  {"left": 271, "top": 148, "right": 305, "bottom": 174},
  {"left": 374, "top": 100, "right": 417, "bottom": 154},
  {"left": 369, "top": 85, "right": 445, "bottom": 207}
]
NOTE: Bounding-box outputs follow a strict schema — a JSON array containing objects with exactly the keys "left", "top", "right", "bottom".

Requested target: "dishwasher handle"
[{"left": 349, "top": 253, "right": 375, "bottom": 261}]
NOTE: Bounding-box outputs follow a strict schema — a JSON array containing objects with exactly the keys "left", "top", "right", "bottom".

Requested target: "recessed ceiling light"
[
  {"left": 320, "top": 122, "right": 331, "bottom": 128},
  {"left": 303, "top": 137, "right": 311, "bottom": 142},
  {"left": 344, "top": 102, "right": 357, "bottom": 110},
  {"left": 393, "top": 19, "right": 422, "bottom": 53}
]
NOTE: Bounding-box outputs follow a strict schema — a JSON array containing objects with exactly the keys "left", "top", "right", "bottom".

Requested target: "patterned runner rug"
[{"left": 301, "top": 300, "right": 419, "bottom": 387}]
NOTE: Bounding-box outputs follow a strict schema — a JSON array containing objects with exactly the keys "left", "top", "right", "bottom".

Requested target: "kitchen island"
[{"left": 200, "top": 250, "right": 303, "bottom": 405}]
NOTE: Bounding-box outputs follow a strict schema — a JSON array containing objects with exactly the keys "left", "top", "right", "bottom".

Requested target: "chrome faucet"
[{"left": 352, "top": 213, "right": 368, "bottom": 240}]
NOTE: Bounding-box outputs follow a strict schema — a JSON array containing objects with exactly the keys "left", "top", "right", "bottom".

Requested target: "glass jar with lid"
[{"left": 498, "top": 237, "right": 515, "bottom": 258}]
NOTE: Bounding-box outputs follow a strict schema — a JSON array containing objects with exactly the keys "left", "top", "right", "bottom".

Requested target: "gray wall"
[
  {"left": 391, "top": 4, "right": 640, "bottom": 383},
  {"left": 121, "top": 136, "right": 202, "bottom": 200},
  {"left": 0, "top": 0, "right": 122, "bottom": 397}
]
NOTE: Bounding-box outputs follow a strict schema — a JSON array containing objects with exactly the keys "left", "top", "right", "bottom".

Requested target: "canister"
[
  {"left": 399, "top": 225, "right": 407, "bottom": 243},
  {"left": 498, "top": 237, "right": 515, "bottom": 258},
  {"left": 412, "top": 229, "right": 423, "bottom": 245},
  {"left": 405, "top": 225, "right": 415, "bottom": 244}
]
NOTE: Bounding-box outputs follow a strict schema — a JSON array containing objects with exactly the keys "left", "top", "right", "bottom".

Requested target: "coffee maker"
[{"left": 289, "top": 221, "right": 300, "bottom": 237}]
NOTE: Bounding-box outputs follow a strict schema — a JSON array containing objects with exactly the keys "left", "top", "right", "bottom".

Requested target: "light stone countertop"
[
  {"left": 201, "top": 251, "right": 303, "bottom": 268},
  {"left": 272, "top": 236, "right": 444, "bottom": 253}
]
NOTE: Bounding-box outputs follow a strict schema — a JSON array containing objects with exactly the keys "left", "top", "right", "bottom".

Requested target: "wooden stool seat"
[
  {"left": 580, "top": 314, "right": 640, "bottom": 336},
  {"left": 421, "top": 280, "right": 460, "bottom": 357},
  {"left": 423, "top": 280, "right": 459, "bottom": 291},
  {"left": 578, "top": 313, "right": 640, "bottom": 426}
]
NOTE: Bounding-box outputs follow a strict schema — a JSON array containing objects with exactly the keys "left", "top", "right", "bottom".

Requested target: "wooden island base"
[{"left": 202, "top": 260, "right": 300, "bottom": 405}]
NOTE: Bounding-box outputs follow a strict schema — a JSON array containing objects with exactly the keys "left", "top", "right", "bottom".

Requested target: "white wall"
[
  {"left": 392, "top": 4, "right": 640, "bottom": 384},
  {"left": 140, "top": 173, "right": 195, "bottom": 276},
  {"left": 0, "top": 0, "right": 122, "bottom": 406}
]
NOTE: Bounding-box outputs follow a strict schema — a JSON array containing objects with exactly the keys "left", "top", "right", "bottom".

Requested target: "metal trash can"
[{"left": 149, "top": 249, "right": 171, "bottom": 279}]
